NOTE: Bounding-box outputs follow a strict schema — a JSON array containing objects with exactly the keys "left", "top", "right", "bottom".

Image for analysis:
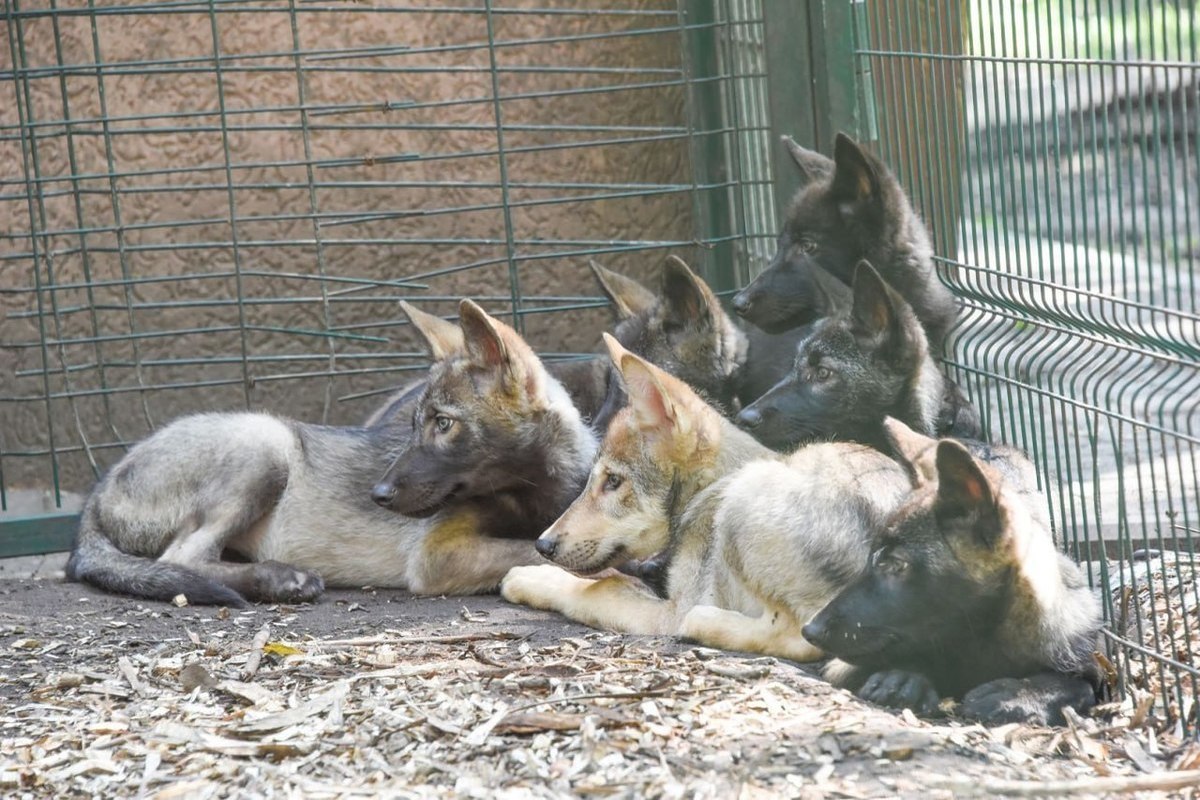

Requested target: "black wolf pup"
[
  {"left": 736, "top": 261, "right": 980, "bottom": 452},
  {"left": 731, "top": 133, "right": 957, "bottom": 353},
  {"left": 802, "top": 435, "right": 1104, "bottom": 726},
  {"left": 67, "top": 300, "right": 597, "bottom": 606}
]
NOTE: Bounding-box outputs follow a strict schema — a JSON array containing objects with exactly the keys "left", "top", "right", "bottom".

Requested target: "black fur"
[
  {"left": 737, "top": 262, "right": 981, "bottom": 452},
  {"left": 732, "top": 133, "right": 957, "bottom": 354},
  {"left": 803, "top": 441, "right": 1103, "bottom": 726}
]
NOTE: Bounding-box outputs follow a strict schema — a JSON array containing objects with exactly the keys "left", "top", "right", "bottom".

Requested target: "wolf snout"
[
  {"left": 736, "top": 405, "right": 766, "bottom": 430},
  {"left": 370, "top": 482, "right": 397, "bottom": 508},
  {"left": 731, "top": 290, "right": 753, "bottom": 317},
  {"left": 534, "top": 537, "right": 558, "bottom": 559},
  {"left": 801, "top": 617, "right": 829, "bottom": 648}
]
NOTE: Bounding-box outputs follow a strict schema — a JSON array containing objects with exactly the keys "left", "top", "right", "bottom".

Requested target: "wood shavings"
[{"left": 3, "top": 586, "right": 1198, "bottom": 797}]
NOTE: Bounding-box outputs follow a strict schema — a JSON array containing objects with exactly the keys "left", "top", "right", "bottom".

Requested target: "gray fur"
[{"left": 67, "top": 302, "right": 598, "bottom": 606}]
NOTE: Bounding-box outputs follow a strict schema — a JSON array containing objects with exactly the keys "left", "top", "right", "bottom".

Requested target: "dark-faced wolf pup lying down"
[
  {"left": 804, "top": 420, "right": 1105, "bottom": 727},
  {"left": 66, "top": 301, "right": 597, "bottom": 606}
]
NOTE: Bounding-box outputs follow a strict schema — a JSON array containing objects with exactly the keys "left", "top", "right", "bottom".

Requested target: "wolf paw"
[
  {"left": 858, "top": 669, "right": 940, "bottom": 716},
  {"left": 500, "top": 564, "right": 580, "bottom": 611},
  {"left": 679, "top": 605, "right": 737, "bottom": 646},
  {"left": 255, "top": 561, "right": 324, "bottom": 604},
  {"left": 961, "top": 674, "right": 1096, "bottom": 727}
]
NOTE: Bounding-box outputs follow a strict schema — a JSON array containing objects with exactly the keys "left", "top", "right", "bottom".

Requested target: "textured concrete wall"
[{"left": 1, "top": 1, "right": 696, "bottom": 495}]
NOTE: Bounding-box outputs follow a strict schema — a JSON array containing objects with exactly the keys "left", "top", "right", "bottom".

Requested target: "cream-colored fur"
[{"left": 502, "top": 338, "right": 911, "bottom": 660}]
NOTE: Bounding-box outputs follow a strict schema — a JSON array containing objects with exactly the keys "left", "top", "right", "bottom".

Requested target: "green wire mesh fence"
[
  {"left": 2, "top": 0, "right": 1198, "bottom": 734},
  {"left": 1, "top": 0, "right": 770, "bottom": 542},
  {"left": 849, "top": 0, "right": 1198, "bottom": 733}
]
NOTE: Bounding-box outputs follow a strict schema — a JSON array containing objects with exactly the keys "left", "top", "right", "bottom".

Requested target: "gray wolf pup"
[
  {"left": 731, "top": 133, "right": 957, "bottom": 354},
  {"left": 499, "top": 334, "right": 912, "bottom": 661},
  {"left": 66, "top": 300, "right": 597, "bottom": 606},
  {"left": 802, "top": 422, "right": 1103, "bottom": 726},
  {"left": 590, "top": 255, "right": 816, "bottom": 413},
  {"left": 736, "top": 261, "right": 981, "bottom": 451}
]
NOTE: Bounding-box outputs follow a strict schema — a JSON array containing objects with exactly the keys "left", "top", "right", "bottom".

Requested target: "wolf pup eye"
[
  {"left": 799, "top": 237, "right": 818, "bottom": 254},
  {"left": 813, "top": 366, "right": 834, "bottom": 382},
  {"left": 434, "top": 415, "right": 454, "bottom": 433},
  {"left": 602, "top": 473, "right": 624, "bottom": 492}
]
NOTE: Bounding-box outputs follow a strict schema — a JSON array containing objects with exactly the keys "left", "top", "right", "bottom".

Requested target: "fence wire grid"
[{"left": 2, "top": 0, "right": 1198, "bottom": 734}]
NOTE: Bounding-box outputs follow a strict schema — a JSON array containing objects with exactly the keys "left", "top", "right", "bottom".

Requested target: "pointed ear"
[
  {"left": 615, "top": 349, "right": 679, "bottom": 434},
  {"left": 849, "top": 261, "right": 898, "bottom": 339},
  {"left": 934, "top": 440, "right": 1001, "bottom": 545},
  {"left": 601, "top": 331, "right": 629, "bottom": 365},
  {"left": 590, "top": 260, "right": 657, "bottom": 320},
  {"left": 808, "top": 264, "right": 853, "bottom": 316},
  {"left": 830, "top": 132, "right": 883, "bottom": 208},
  {"left": 661, "top": 255, "right": 716, "bottom": 329},
  {"left": 458, "top": 299, "right": 544, "bottom": 399},
  {"left": 782, "top": 135, "right": 833, "bottom": 185},
  {"left": 883, "top": 417, "right": 938, "bottom": 487},
  {"left": 400, "top": 301, "right": 465, "bottom": 361}
]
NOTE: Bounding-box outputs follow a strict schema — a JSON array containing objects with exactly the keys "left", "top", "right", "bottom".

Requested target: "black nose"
[
  {"left": 802, "top": 619, "right": 827, "bottom": 646},
  {"left": 731, "top": 291, "right": 752, "bottom": 316},
  {"left": 534, "top": 538, "right": 557, "bottom": 558},
  {"left": 736, "top": 406, "right": 763, "bottom": 429},
  {"left": 371, "top": 483, "right": 397, "bottom": 508}
]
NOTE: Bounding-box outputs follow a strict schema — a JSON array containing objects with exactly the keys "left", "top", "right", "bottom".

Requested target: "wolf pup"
[
  {"left": 731, "top": 133, "right": 957, "bottom": 354},
  {"left": 66, "top": 300, "right": 597, "bottom": 606},
  {"left": 365, "top": 295, "right": 619, "bottom": 433},
  {"left": 591, "top": 255, "right": 817, "bottom": 412},
  {"left": 499, "top": 334, "right": 912, "bottom": 661},
  {"left": 802, "top": 431, "right": 1103, "bottom": 726},
  {"left": 736, "top": 261, "right": 981, "bottom": 451}
]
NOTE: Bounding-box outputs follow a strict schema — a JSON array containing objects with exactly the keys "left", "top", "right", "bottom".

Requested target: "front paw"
[
  {"left": 961, "top": 674, "right": 1096, "bottom": 727},
  {"left": 679, "top": 604, "right": 730, "bottom": 644},
  {"left": 254, "top": 561, "right": 324, "bottom": 603},
  {"left": 858, "top": 669, "right": 940, "bottom": 716},
  {"left": 500, "top": 564, "right": 581, "bottom": 611}
]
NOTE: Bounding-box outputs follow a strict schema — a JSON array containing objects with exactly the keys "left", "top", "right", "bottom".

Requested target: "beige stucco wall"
[{"left": 1, "top": 1, "right": 697, "bottom": 495}]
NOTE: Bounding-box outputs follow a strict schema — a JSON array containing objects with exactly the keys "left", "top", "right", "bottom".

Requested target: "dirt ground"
[{"left": 2, "top": 577, "right": 1199, "bottom": 799}]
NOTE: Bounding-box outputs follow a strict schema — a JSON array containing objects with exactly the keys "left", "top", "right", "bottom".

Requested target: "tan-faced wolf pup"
[
  {"left": 66, "top": 300, "right": 597, "bottom": 607},
  {"left": 802, "top": 421, "right": 1103, "bottom": 726},
  {"left": 499, "top": 334, "right": 913, "bottom": 661}
]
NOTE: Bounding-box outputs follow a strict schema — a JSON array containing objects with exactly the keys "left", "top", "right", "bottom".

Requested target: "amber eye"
[
  {"left": 799, "top": 238, "right": 818, "bottom": 254},
  {"left": 434, "top": 415, "right": 454, "bottom": 433},
  {"left": 602, "top": 473, "right": 624, "bottom": 492},
  {"left": 813, "top": 366, "right": 833, "bottom": 382}
]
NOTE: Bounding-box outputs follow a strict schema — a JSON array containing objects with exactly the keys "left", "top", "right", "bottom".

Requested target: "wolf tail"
[{"left": 65, "top": 506, "right": 248, "bottom": 608}]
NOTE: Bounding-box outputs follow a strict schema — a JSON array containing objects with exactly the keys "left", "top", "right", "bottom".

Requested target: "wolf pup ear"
[
  {"left": 882, "top": 417, "right": 938, "bottom": 487},
  {"left": 934, "top": 440, "right": 1001, "bottom": 545},
  {"left": 609, "top": 342, "right": 679, "bottom": 434},
  {"left": 661, "top": 255, "right": 717, "bottom": 330},
  {"left": 849, "top": 261, "right": 900, "bottom": 340},
  {"left": 590, "top": 260, "right": 657, "bottom": 320},
  {"left": 400, "top": 301, "right": 465, "bottom": 361},
  {"left": 830, "top": 132, "right": 883, "bottom": 211},
  {"left": 781, "top": 135, "right": 834, "bottom": 185},
  {"left": 809, "top": 264, "right": 853, "bottom": 316},
  {"left": 458, "top": 299, "right": 545, "bottom": 400}
]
